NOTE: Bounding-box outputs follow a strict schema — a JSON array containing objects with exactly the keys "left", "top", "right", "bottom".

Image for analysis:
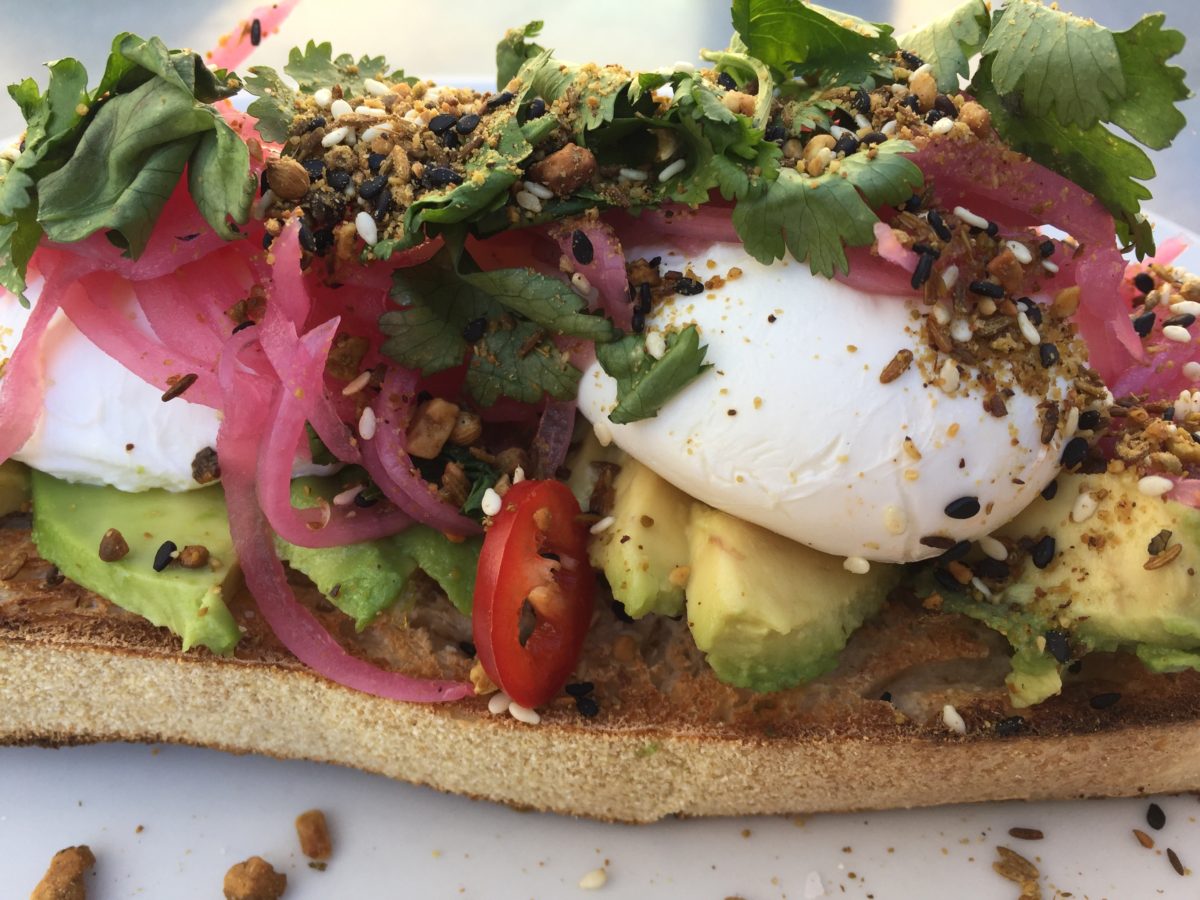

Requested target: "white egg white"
[{"left": 578, "top": 241, "right": 1074, "bottom": 563}]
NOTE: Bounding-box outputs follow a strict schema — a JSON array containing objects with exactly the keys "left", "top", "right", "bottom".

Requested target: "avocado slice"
[
  {"left": 686, "top": 506, "right": 899, "bottom": 692},
  {"left": 30, "top": 470, "right": 240, "bottom": 655},
  {"left": 0, "top": 460, "right": 30, "bottom": 517}
]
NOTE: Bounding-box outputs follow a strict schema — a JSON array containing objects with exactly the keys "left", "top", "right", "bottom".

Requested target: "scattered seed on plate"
[
  {"left": 1007, "top": 827, "right": 1044, "bottom": 841},
  {"left": 358, "top": 405, "right": 377, "bottom": 440},
  {"left": 1147, "top": 802, "right": 1167, "bottom": 830}
]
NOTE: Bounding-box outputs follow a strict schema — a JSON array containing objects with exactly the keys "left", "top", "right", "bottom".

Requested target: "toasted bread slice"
[{"left": 1, "top": 520, "right": 1198, "bottom": 823}]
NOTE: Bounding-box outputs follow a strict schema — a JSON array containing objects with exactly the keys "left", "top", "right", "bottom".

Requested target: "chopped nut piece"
[
  {"left": 192, "top": 447, "right": 221, "bottom": 485},
  {"left": 958, "top": 101, "right": 991, "bottom": 136},
  {"left": 223, "top": 856, "right": 287, "bottom": 900},
  {"left": 908, "top": 71, "right": 936, "bottom": 111},
  {"left": 405, "top": 398, "right": 461, "bottom": 460},
  {"left": 992, "top": 846, "right": 1041, "bottom": 899},
  {"left": 178, "top": 545, "right": 210, "bottom": 569},
  {"left": 494, "top": 447, "right": 530, "bottom": 477},
  {"left": 98, "top": 528, "right": 130, "bottom": 563},
  {"left": 265, "top": 157, "right": 311, "bottom": 201},
  {"left": 439, "top": 461, "right": 470, "bottom": 508},
  {"left": 527, "top": 143, "right": 597, "bottom": 197},
  {"left": 470, "top": 660, "right": 497, "bottom": 695},
  {"left": 32, "top": 845, "right": 95, "bottom": 900},
  {"left": 878, "top": 348, "right": 914, "bottom": 384},
  {"left": 325, "top": 334, "right": 369, "bottom": 382},
  {"left": 588, "top": 461, "right": 622, "bottom": 516},
  {"left": 448, "top": 410, "right": 483, "bottom": 446},
  {"left": 1050, "top": 286, "right": 1081, "bottom": 319},
  {"left": 295, "top": 809, "right": 333, "bottom": 862}
]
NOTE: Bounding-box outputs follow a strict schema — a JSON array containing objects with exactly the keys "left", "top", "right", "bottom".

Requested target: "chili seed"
[
  {"left": 994, "top": 715, "right": 1025, "bottom": 736},
  {"left": 1031, "top": 535, "right": 1056, "bottom": 569},
  {"left": 485, "top": 91, "right": 514, "bottom": 110},
  {"left": 1060, "top": 436, "right": 1088, "bottom": 468},
  {"left": 571, "top": 229, "right": 594, "bottom": 265},
  {"left": 1132, "top": 311, "right": 1157, "bottom": 338},
  {"left": 716, "top": 72, "right": 737, "bottom": 91},
  {"left": 1039, "top": 343, "right": 1060, "bottom": 368},
  {"left": 927, "top": 209, "right": 952, "bottom": 241},
  {"left": 1147, "top": 802, "right": 1166, "bottom": 830},
  {"left": 1041, "top": 479, "right": 1058, "bottom": 500},
  {"left": 428, "top": 113, "right": 457, "bottom": 135},
  {"left": 944, "top": 496, "right": 981, "bottom": 519},
  {"left": 250, "top": 17, "right": 262, "bottom": 46},
  {"left": 152, "top": 540, "right": 177, "bottom": 572},
  {"left": 1044, "top": 629, "right": 1071, "bottom": 663},
  {"left": 1089, "top": 692, "right": 1121, "bottom": 710},
  {"left": 565, "top": 681, "right": 595, "bottom": 697},
  {"left": 455, "top": 113, "right": 481, "bottom": 135},
  {"left": 161, "top": 373, "right": 199, "bottom": 403},
  {"left": 1134, "top": 272, "right": 1155, "bottom": 294},
  {"left": 969, "top": 280, "right": 1005, "bottom": 299},
  {"left": 98, "top": 528, "right": 130, "bottom": 563},
  {"left": 327, "top": 170, "right": 351, "bottom": 191}
]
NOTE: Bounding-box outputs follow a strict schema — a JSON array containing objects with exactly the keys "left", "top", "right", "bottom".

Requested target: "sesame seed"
[
  {"left": 927, "top": 209, "right": 952, "bottom": 241},
  {"left": 357, "top": 405, "right": 377, "bottom": 440},
  {"left": 571, "top": 271, "right": 597, "bottom": 300},
  {"left": 1134, "top": 272, "right": 1156, "bottom": 294},
  {"left": 355, "top": 106, "right": 387, "bottom": 118},
  {"left": 942, "top": 704, "right": 967, "bottom": 735},
  {"left": 508, "top": 701, "right": 541, "bottom": 725},
  {"left": 1147, "top": 802, "right": 1167, "bottom": 830},
  {"left": 485, "top": 91, "right": 514, "bottom": 110},
  {"left": 1042, "top": 259, "right": 1060, "bottom": 274},
  {"left": 979, "top": 536, "right": 1008, "bottom": 561},
  {"left": 487, "top": 691, "right": 511, "bottom": 715},
  {"left": 152, "top": 540, "right": 177, "bottom": 572},
  {"left": 1064, "top": 406, "right": 1080, "bottom": 439},
  {"left": 360, "top": 123, "right": 393, "bottom": 143},
  {"left": 329, "top": 98, "right": 353, "bottom": 118},
  {"left": 883, "top": 505, "right": 907, "bottom": 535},
  {"left": 950, "top": 318, "right": 972, "bottom": 342},
  {"left": 969, "top": 279, "right": 1005, "bottom": 299},
  {"left": 161, "top": 373, "right": 199, "bottom": 402},
  {"left": 1089, "top": 691, "right": 1121, "bottom": 710},
  {"left": 594, "top": 419, "right": 613, "bottom": 447},
  {"left": 618, "top": 167, "right": 649, "bottom": 181},
  {"left": 589, "top": 515, "right": 616, "bottom": 535},
  {"left": 1060, "top": 436, "right": 1088, "bottom": 467},
  {"left": 332, "top": 485, "right": 364, "bottom": 506},
  {"left": 515, "top": 190, "right": 543, "bottom": 213},
  {"left": 1005, "top": 240, "right": 1034, "bottom": 264},
  {"left": 645, "top": 330, "right": 667, "bottom": 360},
  {"left": 1031, "top": 535, "right": 1056, "bottom": 568},
  {"left": 945, "top": 496, "right": 980, "bottom": 519},
  {"left": 1041, "top": 479, "right": 1058, "bottom": 500},
  {"left": 939, "top": 358, "right": 960, "bottom": 393},
  {"left": 1171, "top": 300, "right": 1200, "bottom": 317},
  {"left": 321, "top": 126, "right": 352, "bottom": 147},
  {"left": 843, "top": 556, "right": 871, "bottom": 574},
  {"left": 522, "top": 180, "right": 554, "bottom": 200},
  {"left": 881, "top": 119, "right": 898, "bottom": 136},
  {"left": 481, "top": 488, "right": 503, "bottom": 517},
  {"left": 251, "top": 189, "right": 275, "bottom": 220},
  {"left": 932, "top": 302, "right": 952, "bottom": 325},
  {"left": 1039, "top": 342, "right": 1060, "bottom": 367},
  {"left": 1039, "top": 239, "right": 1056, "bottom": 258},
  {"left": 354, "top": 211, "right": 379, "bottom": 246},
  {"left": 911, "top": 252, "right": 935, "bottom": 289},
  {"left": 512, "top": 466, "right": 525, "bottom": 484},
  {"left": 941, "top": 265, "right": 960, "bottom": 289},
  {"left": 970, "top": 577, "right": 992, "bottom": 597},
  {"left": 953, "top": 205, "right": 990, "bottom": 230},
  {"left": 1164, "top": 324, "right": 1192, "bottom": 343},
  {"left": 1138, "top": 475, "right": 1174, "bottom": 497},
  {"left": 1071, "top": 492, "right": 1098, "bottom": 523},
  {"left": 1184, "top": 361, "right": 1200, "bottom": 380},
  {"left": 658, "top": 158, "right": 687, "bottom": 182},
  {"left": 313, "top": 87, "right": 333, "bottom": 108},
  {"left": 977, "top": 298, "right": 997, "bottom": 316},
  {"left": 341, "top": 371, "right": 371, "bottom": 396},
  {"left": 579, "top": 868, "right": 608, "bottom": 890},
  {"left": 1133, "top": 311, "right": 1157, "bottom": 337},
  {"left": 930, "top": 116, "right": 954, "bottom": 136},
  {"left": 1017, "top": 311, "right": 1041, "bottom": 345},
  {"left": 363, "top": 78, "right": 390, "bottom": 97}
]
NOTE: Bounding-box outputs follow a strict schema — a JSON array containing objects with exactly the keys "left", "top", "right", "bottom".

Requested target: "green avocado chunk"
[
  {"left": 0, "top": 460, "right": 30, "bottom": 516},
  {"left": 30, "top": 470, "right": 240, "bottom": 655},
  {"left": 686, "top": 505, "right": 899, "bottom": 692},
  {"left": 278, "top": 476, "right": 481, "bottom": 628}
]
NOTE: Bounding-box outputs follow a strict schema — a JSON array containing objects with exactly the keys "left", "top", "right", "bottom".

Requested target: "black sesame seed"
[
  {"left": 423, "top": 166, "right": 463, "bottom": 188},
  {"left": 900, "top": 94, "right": 921, "bottom": 113},
  {"left": 442, "top": 130, "right": 460, "bottom": 150},
  {"left": 571, "top": 229, "right": 594, "bottom": 265},
  {"left": 1041, "top": 479, "right": 1058, "bottom": 501},
  {"left": 1060, "top": 436, "right": 1088, "bottom": 468},
  {"left": 970, "top": 267, "right": 1002, "bottom": 285},
  {"left": 1018, "top": 299, "right": 1043, "bottom": 325},
  {"left": 259, "top": 169, "right": 270, "bottom": 196},
  {"left": 232, "top": 320, "right": 255, "bottom": 334},
  {"left": 576, "top": 696, "right": 600, "bottom": 717},
  {"left": 637, "top": 282, "right": 652, "bottom": 314},
  {"left": 1163, "top": 405, "right": 1176, "bottom": 422},
  {"left": 631, "top": 307, "right": 646, "bottom": 334},
  {"left": 153, "top": 540, "right": 177, "bottom": 572},
  {"left": 358, "top": 174, "right": 387, "bottom": 200},
  {"left": 45, "top": 565, "right": 64, "bottom": 587},
  {"left": 847, "top": 89, "right": 869, "bottom": 117},
  {"left": 934, "top": 95, "right": 958, "bottom": 119},
  {"left": 985, "top": 221, "right": 1000, "bottom": 238},
  {"left": 1039, "top": 343, "right": 1060, "bottom": 368},
  {"left": 945, "top": 496, "right": 981, "bottom": 520},
  {"left": 428, "top": 113, "right": 457, "bottom": 135},
  {"left": 312, "top": 227, "right": 334, "bottom": 255},
  {"left": 1089, "top": 691, "right": 1121, "bottom": 710},
  {"left": 764, "top": 123, "right": 787, "bottom": 143},
  {"left": 1133, "top": 310, "right": 1157, "bottom": 338},
  {"left": 833, "top": 133, "right": 860, "bottom": 156},
  {"left": 903, "top": 194, "right": 922, "bottom": 213},
  {"left": 675, "top": 277, "right": 704, "bottom": 296},
  {"left": 610, "top": 599, "right": 635, "bottom": 622},
  {"left": 485, "top": 91, "right": 514, "bottom": 110},
  {"left": 302, "top": 116, "right": 326, "bottom": 133},
  {"left": 458, "top": 640, "right": 476, "bottom": 657},
  {"left": 1147, "top": 802, "right": 1166, "bottom": 831},
  {"left": 879, "top": 691, "right": 893, "bottom": 702},
  {"left": 1078, "top": 409, "right": 1101, "bottom": 431},
  {"left": 861, "top": 131, "right": 888, "bottom": 145},
  {"left": 1067, "top": 659, "right": 1083, "bottom": 674},
  {"left": 565, "top": 681, "right": 595, "bottom": 697},
  {"left": 250, "top": 17, "right": 262, "bottom": 46},
  {"left": 939, "top": 540, "right": 972, "bottom": 562},
  {"left": 298, "top": 223, "right": 317, "bottom": 253},
  {"left": 910, "top": 252, "right": 935, "bottom": 290},
  {"left": 1165, "top": 313, "right": 1196, "bottom": 329},
  {"left": 373, "top": 189, "right": 393, "bottom": 221},
  {"left": 367, "top": 152, "right": 386, "bottom": 175},
  {"left": 455, "top": 113, "right": 481, "bottom": 135},
  {"left": 994, "top": 716, "right": 1026, "bottom": 736},
  {"left": 1044, "top": 629, "right": 1072, "bottom": 664},
  {"left": 327, "top": 170, "right": 351, "bottom": 191},
  {"left": 933, "top": 567, "right": 964, "bottom": 593},
  {"left": 919, "top": 534, "right": 958, "bottom": 550},
  {"left": 461, "top": 316, "right": 488, "bottom": 342},
  {"left": 1167, "top": 848, "right": 1185, "bottom": 877},
  {"left": 927, "top": 209, "right": 952, "bottom": 241},
  {"left": 1031, "top": 535, "right": 1056, "bottom": 569},
  {"left": 900, "top": 50, "right": 925, "bottom": 69},
  {"left": 1133, "top": 272, "right": 1155, "bottom": 294},
  {"left": 261, "top": 232, "right": 274, "bottom": 250},
  {"left": 925, "top": 109, "right": 946, "bottom": 126},
  {"left": 975, "top": 558, "right": 1010, "bottom": 581},
  {"left": 1039, "top": 239, "right": 1056, "bottom": 258},
  {"left": 527, "top": 97, "right": 547, "bottom": 119},
  {"left": 716, "top": 71, "right": 738, "bottom": 91},
  {"left": 302, "top": 158, "right": 326, "bottom": 179},
  {"left": 911, "top": 242, "right": 940, "bottom": 258},
  {"left": 353, "top": 491, "right": 379, "bottom": 508}
]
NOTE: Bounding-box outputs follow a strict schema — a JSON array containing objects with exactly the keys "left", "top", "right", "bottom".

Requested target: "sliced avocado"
[
  {"left": 279, "top": 475, "right": 481, "bottom": 629},
  {"left": 30, "top": 470, "right": 240, "bottom": 655},
  {"left": 0, "top": 460, "right": 30, "bottom": 516},
  {"left": 686, "top": 506, "right": 899, "bottom": 692}
]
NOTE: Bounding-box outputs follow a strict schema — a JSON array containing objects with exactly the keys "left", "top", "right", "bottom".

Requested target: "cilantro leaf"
[
  {"left": 896, "top": 0, "right": 990, "bottom": 93},
  {"left": 523, "top": 52, "right": 631, "bottom": 139},
  {"left": 460, "top": 268, "right": 615, "bottom": 342},
  {"left": 732, "top": 141, "right": 923, "bottom": 276},
  {"left": 595, "top": 326, "right": 711, "bottom": 425},
  {"left": 982, "top": 0, "right": 1125, "bottom": 129},
  {"left": 1109, "top": 14, "right": 1190, "bottom": 151},
  {"left": 731, "top": 0, "right": 897, "bottom": 85},
  {"left": 467, "top": 321, "right": 579, "bottom": 406},
  {"left": 496, "top": 21, "right": 546, "bottom": 89},
  {"left": 243, "top": 66, "right": 296, "bottom": 144},
  {"left": 381, "top": 262, "right": 491, "bottom": 375}
]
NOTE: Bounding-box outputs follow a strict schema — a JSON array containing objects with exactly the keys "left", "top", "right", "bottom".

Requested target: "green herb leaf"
[
  {"left": 732, "top": 141, "right": 923, "bottom": 276},
  {"left": 496, "top": 20, "right": 546, "bottom": 89},
  {"left": 466, "top": 321, "right": 580, "bottom": 406},
  {"left": 283, "top": 41, "right": 403, "bottom": 95},
  {"left": 381, "top": 260, "right": 491, "bottom": 375},
  {"left": 596, "top": 326, "right": 711, "bottom": 425},
  {"left": 243, "top": 66, "right": 296, "bottom": 144},
  {"left": 460, "top": 268, "right": 616, "bottom": 341},
  {"left": 896, "top": 0, "right": 990, "bottom": 93},
  {"left": 523, "top": 51, "right": 632, "bottom": 139},
  {"left": 1109, "top": 14, "right": 1190, "bottom": 151}
]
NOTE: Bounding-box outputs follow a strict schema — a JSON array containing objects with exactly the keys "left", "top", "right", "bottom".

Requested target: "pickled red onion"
[
  {"left": 206, "top": 0, "right": 301, "bottom": 71},
  {"left": 550, "top": 220, "right": 633, "bottom": 330}
]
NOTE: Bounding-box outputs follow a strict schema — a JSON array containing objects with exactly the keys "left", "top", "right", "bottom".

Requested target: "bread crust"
[{"left": 2, "top": 523, "right": 1198, "bottom": 822}]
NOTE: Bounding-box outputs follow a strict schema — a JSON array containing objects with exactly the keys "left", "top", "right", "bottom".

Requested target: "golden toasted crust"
[{"left": 2, "top": 523, "right": 1198, "bottom": 822}]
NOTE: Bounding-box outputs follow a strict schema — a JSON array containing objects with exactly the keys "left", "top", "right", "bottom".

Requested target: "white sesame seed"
[
  {"left": 645, "top": 330, "right": 667, "bottom": 360},
  {"left": 1164, "top": 324, "right": 1192, "bottom": 343},
  {"left": 618, "top": 167, "right": 649, "bottom": 181},
  {"left": 321, "top": 125, "right": 351, "bottom": 147},
  {"left": 487, "top": 691, "right": 511, "bottom": 715},
  {"left": 673, "top": 60, "right": 696, "bottom": 73},
  {"left": 579, "top": 868, "right": 609, "bottom": 890},
  {"left": 515, "top": 190, "right": 543, "bottom": 213},
  {"left": 970, "top": 576, "right": 992, "bottom": 598},
  {"left": 508, "top": 701, "right": 541, "bottom": 725},
  {"left": 355, "top": 105, "right": 387, "bottom": 118},
  {"left": 589, "top": 515, "right": 616, "bottom": 535},
  {"left": 658, "top": 158, "right": 687, "bottom": 182},
  {"left": 1042, "top": 259, "right": 1060, "bottom": 274},
  {"left": 939, "top": 358, "right": 960, "bottom": 393},
  {"left": 881, "top": 119, "right": 898, "bottom": 136},
  {"left": 522, "top": 180, "right": 554, "bottom": 200},
  {"left": 830, "top": 124, "right": 850, "bottom": 140},
  {"left": 1070, "top": 491, "right": 1098, "bottom": 524},
  {"left": 978, "top": 298, "right": 997, "bottom": 316},
  {"left": 313, "top": 87, "right": 333, "bottom": 108},
  {"left": 1017, "top": 310, "right": 1041, "bottom": 345},
  {"left": 854, "top": 113, "right": 873, "bottom": 131},
  {"left": 252, "top": 189, "right": 275, "bottom": 220},
  {"left": 481, "top": 487, "right": 503, "bottom": 517},
  {"left": 330, "top": 98, "right": 353, "bottom": 118},
  {"left": 593, "top": 419, "right": 613, "bottom": 447},
  {"left": 950, "top": 318, "right": 972, "bottom": 343},
  {"left": 354, "top": 210, "right": 379, "bottom": 246},
  {"left": 883, "top": 505, "right": 907, "bottom": 535},
  {"left": 941, "top": 265, "right": 960, "bottom": 290},
  {"left": 932, "top": 302, "right": 952, "bottom": 326},
  {"left": 953, "top": 205, "right": 989, "bottom": 230},
  {"left": 942, "top": 704, "right": 967, "bottom": 735},
  {"left": 889, "top": 83, "right": 908, "bottom": 97},
  {"left": 912, "top": 63, "right": 933, "bottom": 77},
  {"left": 1064, "top": 406, "right": 1080, "bottom": 439},
  {"left": 1184, "top": 361, "right": 1200, "bottom": 381},
  {"left": 363, "top": 78, "right": 390, "bottom": 97},
  {"left": 357, "top": 405, "right": 377, "bottom": 440},
  {"left": 1005, "top": 240, "right": 1034, "bottom": 264},
  {"left": 512, "top": 466, "right": 525, "bottom": 484},
  {"left": 1138, "top": 475, "right": 1175, "bottom": 497},
  {"left": 360, "top": 123, "right": 393, "bottom": 143},
  {"left": 341, "top": 371, "right": 371, "bottom": 396},
  {"left": 979, "top": 535, "right": 1008, "bottom": 561},
  {"left": 931, "top": 116, "right": 954, "bottom": 136},
  {"left": 571, "top": 271, "right": 596, "bottom": 300},
  {"left": 843, "top": 556, "right": 871, "bottom": 575},
  {"left": 1171, "top": 300, "right": 1200, "bottom": 317},
  {"left": 332, "top": 485, "right": 364, "bottom": 506}
]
